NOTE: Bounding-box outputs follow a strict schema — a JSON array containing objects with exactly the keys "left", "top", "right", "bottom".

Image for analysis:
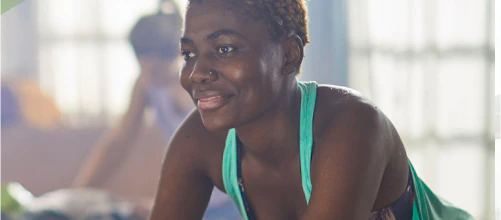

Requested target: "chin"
[{"left": 199, "top": 113, "right": 236, "bottom": 132}]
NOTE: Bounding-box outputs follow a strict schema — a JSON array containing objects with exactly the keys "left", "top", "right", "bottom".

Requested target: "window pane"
[
  {"left": 75, "top": 43, "right": 102, "bottom": 117},
  {"left": 38, "top": 44, "right": 54, "bottom": 95},
  {"left": 435, "top": 56, "right": 486, "bottom": 137},
  {"left": 367, "top": 0, "right": 412, "bottom": 49},
  {"left": 437, "top": 0, "right": 487, "bottom": 48},
  {"left": 405, "top": 58, "right": 429, "bottom": 139},
  {"left": 103, "top": 41, "right": 140, "bottom": 119},
  {"left": 490, "top": 0, "right": 494, "bottom": 49},
  {"left": 40, "top": 0, "right": 76, "bottom": 37},
  {"left": 39, "top": 42, "right": 104, "bottom": 124},
  {"left": 46, "top": 42, "right": 80, "bottom": 119},
  {"left": 40, "top": 0, "right": 97, "bottom": 37},
  {"left": 347, "top": 0, "right": 370, "bottom": 48},
  {"left": 348, "top": 52, "right": 372, "bottom": 96},
  {"left": 368, "top": 53, "right": 421, "bottom": 137},
  {"left": 99, "top": 0, "right": 158, "bottom": 38},
  {"left": 495, "top": 63, "right": 499, "bottom": 96}
]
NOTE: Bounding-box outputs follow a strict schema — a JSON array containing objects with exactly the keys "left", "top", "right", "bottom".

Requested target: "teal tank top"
[{"left": 222, "top": 81, "right": 473, "bottom": 220}]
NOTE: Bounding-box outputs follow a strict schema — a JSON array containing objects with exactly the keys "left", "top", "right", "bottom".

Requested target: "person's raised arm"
[
  {"left": 72, "top": 75, "right": 151, "bottom": 188},
  {"left": 149, "top": 110, "right": 214, "bottom": 220}
]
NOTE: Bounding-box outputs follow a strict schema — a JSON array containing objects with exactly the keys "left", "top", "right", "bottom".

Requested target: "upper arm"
[
  {"left": 302, "top": 99, "right": 391, "bottom": 220},
  {"left": 149, "top": 111, "right": 215, "bottom": 220}
]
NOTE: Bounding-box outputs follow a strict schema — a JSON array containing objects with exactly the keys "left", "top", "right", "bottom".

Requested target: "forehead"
[{"left": 183, "top": 0, "right": 269, "bottom": 43}]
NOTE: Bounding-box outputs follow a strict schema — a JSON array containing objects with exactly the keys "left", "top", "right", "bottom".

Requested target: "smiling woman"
[{"left": 149, "top": 0, "right": 473, "bottom": 219}]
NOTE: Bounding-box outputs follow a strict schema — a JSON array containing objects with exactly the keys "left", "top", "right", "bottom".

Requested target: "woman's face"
[{"left": 180, "top": 0, "right": 288, "bottom": 131}]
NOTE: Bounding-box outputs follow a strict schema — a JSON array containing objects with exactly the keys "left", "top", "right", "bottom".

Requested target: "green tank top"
[{"left": 222, "top": 81, "right": 473, "bottom": 220}]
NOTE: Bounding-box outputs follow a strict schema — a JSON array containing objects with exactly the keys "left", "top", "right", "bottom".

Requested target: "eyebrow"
[
  {"left": 180, "top": 38, "right": 193, "bottom": 45},
  {"left": 207, "top": 29, "right": 246, "bottom": 40},
  {"left": 180, "top": 29, "right": 246, "bottom": 45}
]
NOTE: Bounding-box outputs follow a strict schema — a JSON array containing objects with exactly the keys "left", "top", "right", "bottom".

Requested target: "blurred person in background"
[{"left": 72, "top": 5, "right": 239, "bottom": 220}]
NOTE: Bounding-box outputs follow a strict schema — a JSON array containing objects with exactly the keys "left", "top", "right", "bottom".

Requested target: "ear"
[{"left": 282, "top": 34, "right": 304, "bottom": 75}]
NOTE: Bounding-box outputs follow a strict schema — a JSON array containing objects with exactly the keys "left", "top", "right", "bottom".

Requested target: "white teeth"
[{"left": 200, "top": 96, "right": 221, "bottom": 101}]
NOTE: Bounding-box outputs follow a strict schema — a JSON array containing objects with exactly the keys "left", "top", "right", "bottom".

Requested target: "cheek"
[
  {"left": 225, "top": 55, "right": 269, "bottom": 83},
  {"left": 232, "top": 62, "right": 275, "bottom": 108},
  {"left": 240, "top": 51, "right": 284, "bottom": 108}
]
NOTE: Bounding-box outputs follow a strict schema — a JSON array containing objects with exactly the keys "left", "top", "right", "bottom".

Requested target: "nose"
[{"left": 189, "top": 60, "right": 218, "bottom": 84}]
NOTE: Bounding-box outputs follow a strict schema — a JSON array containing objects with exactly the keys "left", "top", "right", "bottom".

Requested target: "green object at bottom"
[
  {"left": 1, "top": 184, "right": 22, "bottom": 214},
  {"left": 409, "top": 162, "right": 473, "bottom": 220},
  {"left": 1, "top": 0, "right": 25, "bottom": 14}
]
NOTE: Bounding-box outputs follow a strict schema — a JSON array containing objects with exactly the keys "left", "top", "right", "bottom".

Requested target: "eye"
[
  {"left": 180, "top": 51, "right": 196, "bottom": 61},
  {"left": 217, "top": 46, "right": 235, "bottom": 54}
]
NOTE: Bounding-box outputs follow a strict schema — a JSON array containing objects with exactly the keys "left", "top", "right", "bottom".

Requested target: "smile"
[{"left": 197, "top": 95, "right": 232, "bottom": 111}]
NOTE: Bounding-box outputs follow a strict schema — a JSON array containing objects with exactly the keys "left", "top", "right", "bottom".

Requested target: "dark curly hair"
[
  {"left": 129, "top": 3, "right": 182, "bottom": 58},
  {"left": 187, "top": 0, "right": 309, "bottom": 46}
]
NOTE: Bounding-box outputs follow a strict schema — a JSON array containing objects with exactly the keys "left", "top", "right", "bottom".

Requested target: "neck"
[{"left": 234, "top": 78, "right": 302, "bottom": 166}]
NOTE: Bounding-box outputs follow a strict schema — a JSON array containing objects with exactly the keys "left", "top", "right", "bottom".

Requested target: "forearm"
[
  {"left": 73, "top": 81, "right": 149, "bottom": 187},
  {"left": 72, "top": 127, "right": 138, "bottom": 187}
]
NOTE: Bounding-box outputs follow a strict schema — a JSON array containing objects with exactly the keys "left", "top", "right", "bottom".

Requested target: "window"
[
  {"left": 37, "top": 0, "right": 161, "bottom": 126},
  {"left": 348, "top": 0, "right": 495, "bottom": 218}
]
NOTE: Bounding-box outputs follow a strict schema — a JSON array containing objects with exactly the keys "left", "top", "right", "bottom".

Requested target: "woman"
[{"left": 150, "top": 0, "right": 472, "bottom": 219}]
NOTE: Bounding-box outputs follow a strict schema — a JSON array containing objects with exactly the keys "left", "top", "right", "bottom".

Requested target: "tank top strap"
[
  {"left": 222, "top": 128, "right": 248, "bottom": 219},
  {"left": 297, "top": 81, "right": 318, "bottom": 204}
]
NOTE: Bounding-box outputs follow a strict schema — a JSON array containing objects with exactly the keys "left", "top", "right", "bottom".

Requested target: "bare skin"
[{"left": 150, "top": 0, "right": 410, "bottom": 219}]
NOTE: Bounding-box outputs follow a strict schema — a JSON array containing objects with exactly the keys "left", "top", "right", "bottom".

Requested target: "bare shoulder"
[
  {"left": 313, "top": 84, "right": 400, "bottom": 158},
  {"left": 314, "top": 84, "right": 386, "bottom": 135},
  {"left": 316, "top": 84, "right": 372, "bottom": 113}
]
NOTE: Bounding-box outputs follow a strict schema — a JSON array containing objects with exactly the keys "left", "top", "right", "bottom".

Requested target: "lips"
[{"left": 193, "top": 92, "right": 232, "bottom": 111}]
